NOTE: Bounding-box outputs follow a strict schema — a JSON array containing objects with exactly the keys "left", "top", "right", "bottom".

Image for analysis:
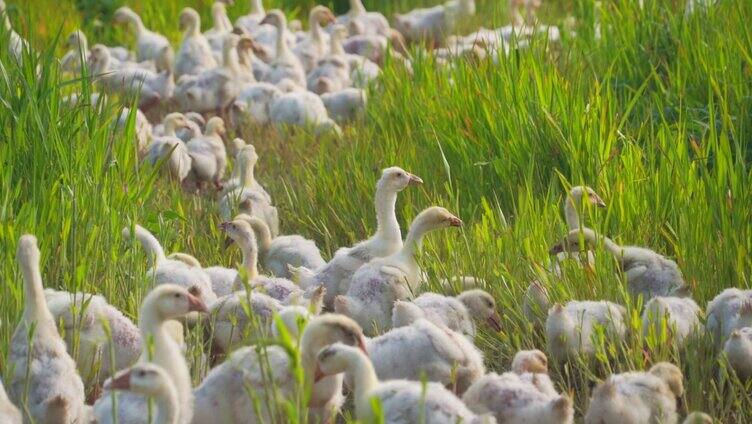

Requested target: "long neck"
[
  {"left": 240, "top": 158, "right": 256, "bottom": 189},
  {"left": 212, "top": 7, "right": 225, "bottom": 31},
  {"left": 184, "top": 17, "right": 201, "bottom": 37},
  {"left": 21, "top": 256, "right": 52, "bottom": 324},
  {"left": 397, "top": 219, "right": 429, "bottom": 261},
  {"left": 374, "top": 184, "right": 400, "bottom": 243},
  {"left": 330, "top": 33, "right": 345, "bottom": 56},
  {"left": 154, "top": 384, "right": 179, "bottom": 424},
  {"left": 350, "top": 354, "right": 379, "bottom": 421},
  {"left": 310, "top": 17, "right": 324, "bottom": 44},
  {"left": 223, "top": 45, "right": 240, "bottom": 74},
  {"left": 239, "top": 240, "right": 259, "bottom": 279},
  {"left": 138, "top": 310, "right": 192, "bottom": 424},
  {"left": 164, "top": 120, "right": 178, "bottom": 136},
  {"left": 250, "top": 0, "right": 264, "bottom": 14},
  {"left": 564, "top": 197, "right": 580, "bottom": 230},
  {"left": 275, "top": 21, "right": 288, "bottom": 58},
  {"left": 585, "top": 232, "right": 621, "bottom": 257},
  {"left": 253, "top": 221, "right": 273, "bottom": 254},
  {"left": 126, "top": 10, "right": 146, "bottom": 35},
  {"left": 349, "top": 0, "right": 367, "bottom": 15}
]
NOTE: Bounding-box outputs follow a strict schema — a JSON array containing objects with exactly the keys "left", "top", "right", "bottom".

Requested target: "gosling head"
[
  {"left": 548, "top": 228, "right": 598, "bottom": 256},
  {"left": 205, "top": 116, "right": 226, "bottom": 137},
  {"left": 185, "top": 112, "right": 206, "bottom": 129},
  {"left": 219, "top": 218, "right": 256, "bottom": 249},
  {"left": 113, "top": 7, "right": 135, "bottom": 24},
  {"left": 378, "top": 166, "right": 423, "bottom": 192},
  {"left": 179, "top": 8, "right": 200, "bottom": 31},
  {"left": 511, "top": 349, "right": 549, "bottom": 374},
  {"left": 457, "top": 289, "right": 502, "bottom": 332},
  {"left": 89, "top": 44, "right": 110, "bottom": 63},
  {"left": 17, "top": 234, "right": 41, "bottom": 269},
  {"left": 260, "top": 9, "right": 286, "bottom": 28},
  {"left": 163, "top": 112, "right": 189, "bottom": 131},
  {"left": 311, "top": 6, "right": 336, "bottom": 26},
  {"left": 413, "top": 206, "right": 463, "bottom": 229},
  {"left": 649, "top": 362, "right": 684, "bottom": 399},
  {"left": 143, "top": 284, "right": 208, "bottom": 320},
  {"left": 683, "top": 412, "right": 714, "bottom": 424},
  {"left": 314, "top": 342, "right": 365, "bottom": 382},
  {"left": 569, "top": 186, "right": 606, "bottom": 208},
  {"left": 66, "top": 30, "right": 86, "bottom": 49},
  {"left": 105, "top": 363, "right": 172, "bottom": 397},
  {"left": 300, "top": 314, "right": 367, "bottom": 361},
  {"left": 272, "top": 305, "right": 311, "bottom": 340}
]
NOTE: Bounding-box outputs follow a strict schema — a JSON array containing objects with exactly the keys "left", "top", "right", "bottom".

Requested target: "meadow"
[{"left": 1, "top": 0, "right": 751, "bottom": 422}]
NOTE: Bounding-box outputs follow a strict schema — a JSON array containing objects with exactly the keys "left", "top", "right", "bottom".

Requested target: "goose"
[
  {"left": 61, "top": 29, "right": 133, "bottom": 73},
  {"left": 113, "top": 6, "right": 171, "bottom": 63},
  {"left": 0, "top": 377, "right": 20, "bottom": 424},
  {"left": 175, "top": 35, "right": 243, "bottom": 114},
  {"left": 114, "top": 106, "right": 153, "bottom": 159},
  {"left": 185, "top": 117, "right": 228, "bottom": 191},
  {"left": 365, "top": 318, "right": 484, "bottom": 394},
  {"left": 545, "top": 300, "right": 627, "bottom": 361},
  {"left": 231, "top": 81, "right": 282, "bottom": 126},
  {"left": 259, "top": 10, "right": 306, "bottom": 87},
  {"left": 145, "top": 112, "right": 193, "bottom": 182},
  {"left": 7, "top": 235, "right": 89, "bottom": 423},
  {"left": 641, "top": 296, "right": 702, "bottom": 347},
  {"left": 335, "top": 206, "right": 463, "bottom": 335},
  {"left": 292, "top": 167, "right": 422, "bottom": 307},
  {"left": 208, "top": 288, "right": 324, "bottom": 356},
  {"left": 391, "top": 289, "right": 501, "bottom": 340},
  {"left": 723, "top": 327, "right": 752, "bottom": 380},
  {"left": 205, "top": 216, "right": 263, "bottom": 297},
  {"left": 336, "top": 0, "right": 391, "bottom": 37},
  {"left": 269, "top": 89, "right": 341, "bottom": 135},
  {"left": 246, "top": 215, "right": 325, "bottom": 279},
  {"left": 316, "top": 343, "right": 493, "bottom": 423},
  {"left": 218, "top": 146, "right": 278, "bottom": 234},
  {"left": 394, "top": 0, "right": 476, "bottom": 47},
  {"left": 462, "top": 354, "right": 573, "bottom": 424},
  {"left": 522, "top": 280, "right": 550, "bottom": 329},
  {"left": 236, "top": 34, "right": 271, "bottom": 82},
  {"left": 306, "top": 26, "right": 352, "bottom": 94},
  {"left": 1, "top": 0, "right": 29, "bottom": 61},
  {"left": 44, "top": 289, "right": 141, "bottom": 388},
  {"left": 321, "top": 88, "right": 366, "bottom": 123},
  {"left": 205, "top": 1, "right": 234, "bottom": 54},
  {"left": 193, "top": 314, "right": 368, "bottom": 422},
  {"left": 89, "top": 44, "right": 174, "bottom": 110},
  {"left": 342, "top": 20, "right": 401, "bottom": 66},
  {"left": 549, "top": 228, "right": 689, "bottom": 301},
  {"left": 174, "top": 8, "right": 217, "bottom": 78},
  {"left": 236, "top": 0, "right": 267, "bottom": 33},
  {"left": 292, "top": 6, "right": 336, "bottom": 72},
  {"left": 706, "top": 288, "right": 752, "bottom": 343},
  {"left": 584, "top": 362, "right": 683, "bottom": 424},
  {"left": 550, "top": 186, "right": 606, "bottom": 275},
  {"left": 105, "top": 363, "right": 179, "bottom": 424},
  {"left": 123, "top": 224, "right": 217, "bottom": 313},
  {"left": 93, "top": 284, "right": 208, "bottom": 424},
  {"left": 152, "top": 111, "right": 203, "bottom": 143},
  {"left": 319, "top": 24, "right": 381, "bottom": 91},
  {"left": 219, "top": 144, "right": 269, "bottom": 199}
]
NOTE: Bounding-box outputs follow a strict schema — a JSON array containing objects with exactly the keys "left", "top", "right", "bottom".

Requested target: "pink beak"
[
  {"left": 105, "top": 371, "right": 131, "bottom": 390},
  {"left": 448, "top": 216, "right": 463, "bottom": 227},
  {"left": 187, "top": 293, "right": 208, "bottom": 313}
]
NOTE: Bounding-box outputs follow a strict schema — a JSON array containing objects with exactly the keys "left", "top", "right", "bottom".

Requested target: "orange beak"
[
  {"left": 407, "top": 173, "right": 423, "bottom": 185},
  {"left": 187, "top": 293, "right": 209, "bottom": 313},
  {"left": 448, "top": 216, "right": 463, "bottom": 227},
  {"left": 105, "top": 371, "right": 131, "bottom": 390},
  {"left": 487, "top": 312, "right": 502, "bottom": 332},
  {"left": 313, "top": 365, "right": 325, "bottom": 383}
]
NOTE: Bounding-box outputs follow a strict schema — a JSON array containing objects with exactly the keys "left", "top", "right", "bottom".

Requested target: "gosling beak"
[
  {"left": 219, "top": 221, "right": 230, "bottom": 232},
  {"left": 187, "top": 293, "right": 209, "bottom": 313},
  {"left": 549, "top": 243, "right": 564, "bottom": 255},
  {"left": 324, "top": 13, "right": 336, "bottom": 25},
  {"left": 223, "top": 237, "right": 234, "bottom": 250},
  {"left": 407, "top": 173, "right": 423, "bottom": 185},
  {"left": 358, "top": 336, "right": 369, "bottom": 356},
  {"left": 313, "top": 365, "right": 325, "bottom": 383},
  {"left": 447, "top": 216, "right": 463, "bottom": 227},
  {"left": 592, "top": 195, "right": 606, "bottom": 208},
  {"left": 105, "top": 371, "right": 131, "bottom": 390},
  {"left": 487, "top": 312, "right": 502, "bottom": 332}
]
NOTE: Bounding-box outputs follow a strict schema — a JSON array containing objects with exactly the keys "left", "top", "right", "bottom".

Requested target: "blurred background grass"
[{"left": 1, "top": 0, "right": 751, "bottom": 420}]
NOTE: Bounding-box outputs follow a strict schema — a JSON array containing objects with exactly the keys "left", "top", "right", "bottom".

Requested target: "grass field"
[{"left": 1, "top": 0, "right": 751, "bottom": 422}]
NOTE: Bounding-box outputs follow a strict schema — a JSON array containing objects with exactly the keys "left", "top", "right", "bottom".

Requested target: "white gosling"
[
  {"left": 335, "top": 206, "right": 462, "bottom": 335},
  {"left": 8, "top": 235, "right": 89, "bottom": 423},
  {"left": 550, "top": 228, "right": 688, "bottom": 301},
  {"left": 192, "top": 314, "right": 368, "bottom": 422},
  {"left": 293, "top": 167, "right": 422, "bottom": 307},
  {"left": 316, "top": 343, "right": 494, "bottom": 423},
  {"left": 293, "top": 6, "right": 336, "bottom": 72},
  {"left": 641, "top": 296, "right": 702, "bottom": 347},
  {"left": 584, "top": 362, "right": 684, "bottom": 424},
  {"left": 145, "top": 112, "right": 193, "bottom": 183},
  {"left": 113, "top": 6, "right": 172, "bottom": 63},
  {"left": 185, "top": 117, "right": 228, "bottom": 191},
  {"left": 723, "top": 327, "right": 752, "bottom": 380},
  {"left": 522, "top": 280, "right": 550, "bottom": 329},
  {"left": 260, "top": 10, "right": 306, "bottom": 87},
  {"left": 366, "top": 318, "right": 484, "bottom": 394},
  {"left": 93, "top": 284, "right": 208, "bottom": 424},
  {"left": 391, "top": 289, "right": 502, "bottom": 340},
  {"left": 706, "top": 288, "right": 752, "bottom": 344},
  {"left": 545, "top": 300, "right": 627, "bottom": 361},
  {"left": 175, "top": 7, "right": 217, "bottom": 78},
  {"left": 550, "top": 186, "right": 606, "bottom": 275},
  {"left": 321, "top": 88, "right": 367, "bottom": 123},
  {"left": 105, "top": 363, "right": 179, "bottom": 424},
  {"left": 246, "top": 214, "right": 325, "bottom": 278},
  {"left": 0, "top": 376, "right": 21, "bottom": 424},
  {"left": 394, "top": 0, "right": 477, "bottom": 47}
]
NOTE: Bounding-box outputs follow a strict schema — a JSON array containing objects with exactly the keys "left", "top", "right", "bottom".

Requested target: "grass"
[{"left": 1, "top": 0, "right": 752, "bottom": 422}]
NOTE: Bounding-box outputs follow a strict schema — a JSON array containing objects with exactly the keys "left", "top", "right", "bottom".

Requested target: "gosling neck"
[
  {"left": 373, "top": 182, "right": 401, "bottom": 244},
  {"left": 310, "top": 16, "right": 324, "bottom": 45},
  {"left": 349, "top": 352, "right": 379, "bottom": 421},
  {"left": 238, "top": 237, "right": 260, "bottom": 280},
  {"left": 251, "top": 220, "right": 273, "bottom": 255},
  {"left": 153, "top": 382, "right": 179, "bottom": 424},
  {"left": 564, "top": 195, "right": 581, "bottom": 230},
  {"left": 349, "top": 0, "right": 367, "bottom": 16},
  {"left": 250, "top": 0, "right": 265, "bottom": 15},
  {"left": 240, "top": 158, "right": 257, "bottom": 189},
  {"left": 20, "top": 252, "right": 53, "bottom": 324},
  {"left": 275, "top": 19, "right": 289, "bottom": 59},
  {"left": 164, "top": 119, "right": 179, "bottom": 137},
  {"left": 223, "top": 43, "right": 241, "bottom": 75},
  {"left": 330, "top": 33, "right": 345, "bottom": 56},
  {"left": 125, "top": 10, "right": 146, "bottom": 35},
  {"left": 184, "top": 16, "right": 201, "bottom": 38}
]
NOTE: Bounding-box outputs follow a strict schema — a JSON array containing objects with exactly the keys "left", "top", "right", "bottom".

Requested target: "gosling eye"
[{"left": 174, "top": 293, "right": 181, "bottom": 298}]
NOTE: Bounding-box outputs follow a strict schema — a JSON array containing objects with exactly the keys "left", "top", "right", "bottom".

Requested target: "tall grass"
[{"left": 1, "top": 0, "right": 751, "bottom": 421}]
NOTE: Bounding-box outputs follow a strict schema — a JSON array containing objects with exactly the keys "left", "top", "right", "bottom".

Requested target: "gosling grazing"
[{"left": 546, "top": 300, "right": 627, "bottom": 361}]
